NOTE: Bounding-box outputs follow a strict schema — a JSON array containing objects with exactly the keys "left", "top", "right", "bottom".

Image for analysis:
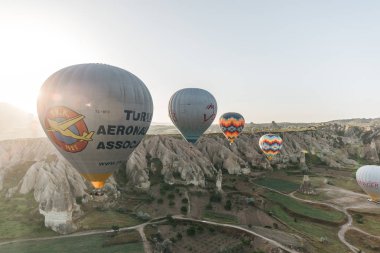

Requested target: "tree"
[
  {"left": 111, "top": 225, "right": 119, "bottom": 232},
  {"left": 224, "top": 199, "right": 232, "bottom": 210},
  {"left": 186, "top": 226, "right": 196, "bottom": 236},
  {"left": 209, "top": 192, "right": 222, "bottom": 202},
  {"left": 181, "top": 206, "right": 188, "bottom": 214},
  {"left": 182, "top": 198, "right": 189, "bottom": 204}
]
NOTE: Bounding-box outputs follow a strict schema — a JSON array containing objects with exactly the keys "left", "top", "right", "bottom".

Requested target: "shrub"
[
  {"left": 224, "top": 200, "right": 232, "bottom": 210},
  {"left": 181, "top": 206, "right": 188, "bottom": 214},
  {"left": 187, "top": 226, "right": 196, "bottom": 236},
  {"left": 210, "top": 192, "right": 222, "bottom": 203},
  {"left": 75, "top": 196, "right": 83, "bottom": 205}
]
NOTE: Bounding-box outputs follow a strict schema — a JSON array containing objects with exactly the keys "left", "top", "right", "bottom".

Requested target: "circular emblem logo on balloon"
[{"left": 45, "top": 106, "right": 94, "bottom": 153}]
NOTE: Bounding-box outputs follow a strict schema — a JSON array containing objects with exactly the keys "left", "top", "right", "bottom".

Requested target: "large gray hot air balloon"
[
  {"left": 37, "top": 63, "right": 153, "bottom": 189},
  {"left": 168, "top": 88, "right": 217, "bottom": 143}
]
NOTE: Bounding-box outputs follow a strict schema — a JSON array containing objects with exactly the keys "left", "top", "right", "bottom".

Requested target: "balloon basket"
[
  {"left": 367, "top": 198, "right": 380, "bottom": 204},
  {"left": 91, "top": 189, "right": 105, "bottom": 196}
]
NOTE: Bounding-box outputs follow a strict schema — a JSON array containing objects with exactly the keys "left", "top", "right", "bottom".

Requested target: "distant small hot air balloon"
[
  {"left": 168, "top": 88, "right": 217, "bottom": 143},
  {"left": 37, "top": 63, "right": 153, "bottom": 189},
  {"left": 356, "top": 165, "right": 380, "bottom": 202},
  {"left": 259, "top": 134, "right": 283, "bottom": 160},
  {"left": 219, "top": 112, "right": 245, "bottom": 144}
]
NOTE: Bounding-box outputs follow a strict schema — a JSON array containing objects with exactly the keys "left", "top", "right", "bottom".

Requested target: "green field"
[
  {"left": 345, "top": 229, "right": 380, "bottom": 253},
  {"left": 202, "top": 211, "right": 238, "bottom": 224},
  {"left": 328, "top": 177, "right": 363, "bottom": 193},
  {"left": 293, "top": 191, "right": 331, "bottom": 202},
  {"left": 269, "top": 205, "right": 347, "bottom": 253},
  {"left": 264, "top": 192, "right": 346, "bottom": 224},
  {"left": 254, "top": 177, "right": 300, "bottom": 193},
  {"left": 78, "top": 210, "right": 141, "bottom": 230},
  {"left": 0, "top": 233, "right": 144, "bottom": 253},
  {"left": 0, "top": 194, "right": 57, "bottom": 240},
  {"left": 350, "top": 211, "right": 380, "bottom": 236}
]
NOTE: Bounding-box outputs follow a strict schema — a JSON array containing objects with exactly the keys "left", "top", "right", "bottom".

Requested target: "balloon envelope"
[
  {"left": 168, "top": 88, "right": 217, "bottom": 143},
  {"left": 356, "top": 165, "right": 380, "bottom": 202},
  {"left": 37, "top": 63, "right": 153, "bottom": 188},
  {"left": 259, "top": 134, "right": 283, "bottom": 160},
  {"left": 219, "top": 112, "right": 245, "bottom": 144}
]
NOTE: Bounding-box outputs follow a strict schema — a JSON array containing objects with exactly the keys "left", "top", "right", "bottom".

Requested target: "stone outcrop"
[
  {"left": 1, "top": 122, "right": 380, "bottom": 233},
  {"left": 298, "top": 175, "right": 316, "bottom": 195}
]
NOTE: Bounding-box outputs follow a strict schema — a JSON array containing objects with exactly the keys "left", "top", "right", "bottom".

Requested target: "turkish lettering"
[
  {"left": 95, "top": 109, "right": 151, "bottom": 150},
  {"left": 124, "top": 110, "right": 152, "bottom": 122},
  {"left": 96, "top": 125, "right": 147, "bottom": 136},
  {"left": 96, "top": 140, "right": 140, "bottom": 150}
]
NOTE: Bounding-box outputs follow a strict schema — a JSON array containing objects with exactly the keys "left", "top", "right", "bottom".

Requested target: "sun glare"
[{"left": 0, "top": 11, "right": 97, "bottom": 116}]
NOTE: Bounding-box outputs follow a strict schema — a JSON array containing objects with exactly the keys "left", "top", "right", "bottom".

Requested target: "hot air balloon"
[
  {"left": 356, "top": 165, "right": 380, "bottom": 202},
  {"left": 168, "top": 88, "right": 217, "bottom": 143},
  {"left": 259, "top": 134, "right": 283, "bottom": 160},
  {"left": 219, "top": 112, "right": 245, "bottom": 144},
  {"left": 37, "top": 63, "right": 153, "bottom": 189}
]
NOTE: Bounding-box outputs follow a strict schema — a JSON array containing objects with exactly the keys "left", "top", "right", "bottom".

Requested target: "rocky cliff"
[{"left": 1, "top": 122, "right": 380, "bottom": 233}]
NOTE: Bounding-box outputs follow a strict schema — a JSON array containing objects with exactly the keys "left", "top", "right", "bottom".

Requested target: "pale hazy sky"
[{"left": 1, "top": 0, "right": 380, "bottom": 123}]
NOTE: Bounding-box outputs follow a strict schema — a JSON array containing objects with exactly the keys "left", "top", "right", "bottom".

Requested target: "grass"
[
  {"left": 0, "top": 194, "right": 57, "bottom": 241},
  {"left": 328, "top": 177, "right": 363, "bottom": 193},
  {"left": 202, "top": 210, "right": 238, "bottom": 224},
  {"left": 0, "top": 233, "right": 144, "bottom": 253},
  {"left": 264, "top": 191, "right": 346, "bottom": 224},
  {"left": 345, "top": 229, "right": 380, "bottom": 253},
  {"left": 2, "top": 162, "right": 35, "bottom": 189},
  {"left": 254, "top": 177, "right": 300, "bottom": 193},
  {"left": 292, "top": 191, "right": 327, "bottom": 202},
  {"left": 78, "top": 210, "right": 141, "bottom": 230},
  {"left": 268, "top": 205, "right": 347, "bottom": 253},
  {"left": 293, "top": 191, "right": 332, "bottom": 202},
  {"left": 349, "top": 210, "right": 380, "bottom": 236}
]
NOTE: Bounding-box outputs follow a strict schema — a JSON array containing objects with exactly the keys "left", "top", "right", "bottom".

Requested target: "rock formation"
[
  {"left": 1, "top": 121, "right": 380, "bottom": 233},
  {"left": 216, "top": 169, "right": 223, "bottom": 191},
  {"left": 298, "top": 175, "right": 316, "bottom": 195}
]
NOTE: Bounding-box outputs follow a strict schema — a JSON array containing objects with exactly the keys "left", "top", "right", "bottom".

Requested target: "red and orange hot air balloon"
[
  {"left": 259, "top": 134, "right": 283, "bottom": 160},
  {"left": 219, "top": 112, "right": 245, "bottom": 144}
]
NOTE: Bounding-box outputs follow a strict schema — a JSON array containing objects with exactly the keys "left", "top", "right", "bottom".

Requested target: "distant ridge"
[{"left": 1, "top": 101, "right": 380, "bottom": 140}]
